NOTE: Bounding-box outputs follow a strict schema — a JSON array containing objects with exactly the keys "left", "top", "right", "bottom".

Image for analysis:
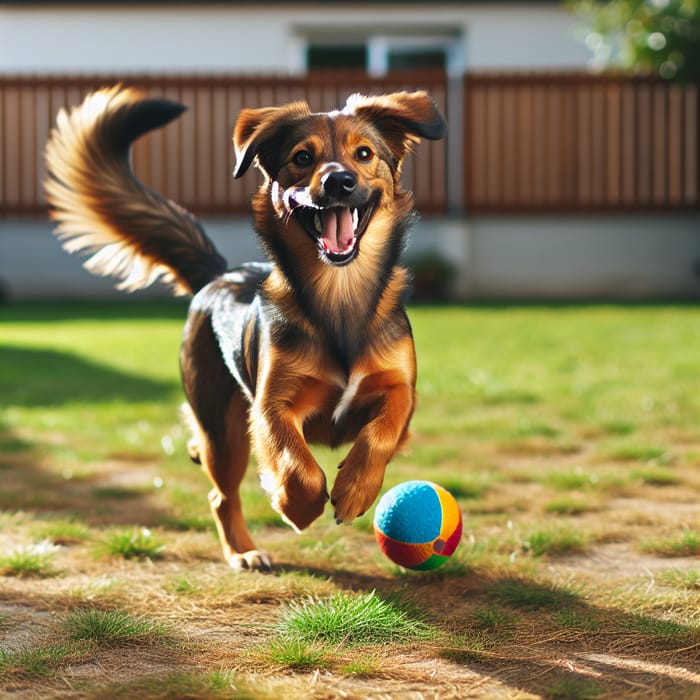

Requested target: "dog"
[{"left": 44, "top": 84, "right": 446, "bottom": 570}]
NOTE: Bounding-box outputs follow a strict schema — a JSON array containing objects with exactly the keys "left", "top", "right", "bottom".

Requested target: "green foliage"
[{"left": 570, "top": 0, "right": 700, "bottom": 80}]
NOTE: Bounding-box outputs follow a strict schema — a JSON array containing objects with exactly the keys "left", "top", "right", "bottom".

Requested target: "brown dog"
[{"left": 45, "top": 85, "right": 446, "bottom": 570}]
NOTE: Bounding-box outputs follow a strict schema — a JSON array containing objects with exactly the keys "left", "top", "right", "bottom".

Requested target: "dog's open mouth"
[{"left": 295, "top": 201, "right": 376, "bottom": 266}]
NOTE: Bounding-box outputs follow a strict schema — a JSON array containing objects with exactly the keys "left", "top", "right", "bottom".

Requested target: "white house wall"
[
  {"left": 3, "top": 216, "right": 699, "bottom": 301},
  {"left": 0, "top": 4, "right": 590, "bottom": 75}
]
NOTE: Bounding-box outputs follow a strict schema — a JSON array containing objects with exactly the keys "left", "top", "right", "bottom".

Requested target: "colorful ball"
[{"left": 373, "top": 480, "right": 462, "bottom": 570}]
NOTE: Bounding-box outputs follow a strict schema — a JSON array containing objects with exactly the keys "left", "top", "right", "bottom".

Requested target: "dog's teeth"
[
  {"left": 314, "top": 213, "right": 322, "bottom": 233},
  {"left": 352, "top": 209, "right": 359, "bottom": 232}
]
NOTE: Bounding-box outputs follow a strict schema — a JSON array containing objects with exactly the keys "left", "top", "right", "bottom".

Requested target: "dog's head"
[{"left": 232, "top": 91, "right": 445, "bottom": 267}]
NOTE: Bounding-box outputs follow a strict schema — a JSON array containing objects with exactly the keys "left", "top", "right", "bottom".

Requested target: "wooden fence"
[
  {"left": 0, "top": 72, "right": 698, "bottom": 217},
  {"left": 0, "top": 72, "right": 447, "bottom": 217},
  {"left": 464, "top": 73, "right": 699, "bottom": 212}
]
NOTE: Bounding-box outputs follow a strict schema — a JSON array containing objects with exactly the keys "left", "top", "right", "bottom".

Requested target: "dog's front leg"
[
  {"left": 250, "top": 377, "right": 330, "bottom": 532},
  {"left": 331, "top": 362, "right": 416, "bottom": 525}
]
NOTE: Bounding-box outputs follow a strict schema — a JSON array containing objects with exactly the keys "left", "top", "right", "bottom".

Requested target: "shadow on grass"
[
  {"left": 0, "top": 346, "right": 175, "bottom": 407},
  {"left": 0, "top": 346, "right": 181, "bottom": 524},
  {"left": 272, "top": 560, "right": 700, "bottom": 698},
  {"left": 0, "top": 300, "right": 187, "bottom": 324}
]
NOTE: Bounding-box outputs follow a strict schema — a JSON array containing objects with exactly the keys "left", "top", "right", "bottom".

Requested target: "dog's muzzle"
[{"left": 281, "top": 175, "right": 378, "bottom": 266}]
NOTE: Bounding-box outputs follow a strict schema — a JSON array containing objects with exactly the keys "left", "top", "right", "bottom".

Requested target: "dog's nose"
[{"left": 324, "top": 171, "right": 357, "bottom": 198}]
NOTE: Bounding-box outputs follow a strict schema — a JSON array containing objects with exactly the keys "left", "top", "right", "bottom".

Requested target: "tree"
[{"left": 569, "top": 0, "right": 700, "bottom": 80}]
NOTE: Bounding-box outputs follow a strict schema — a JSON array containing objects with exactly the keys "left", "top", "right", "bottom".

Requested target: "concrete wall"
[
  {"left": 3, "top": 214, "right": 699, "bottom": 301},
  {"left": 0, "top": 4, "right": 590, "bottom": 75}
]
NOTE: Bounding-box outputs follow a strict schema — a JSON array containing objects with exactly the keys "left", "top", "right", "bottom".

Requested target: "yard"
[{"left": 1, "top": 301, "right": 699, "bottom": 699}]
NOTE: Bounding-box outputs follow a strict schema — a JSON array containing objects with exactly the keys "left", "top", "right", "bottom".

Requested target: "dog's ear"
[
  {"left": 343, "top": 91, "right": 446, "bottom": 166},
  {"left": 233, "top": 102, "right": 312, "bottom": 179}
]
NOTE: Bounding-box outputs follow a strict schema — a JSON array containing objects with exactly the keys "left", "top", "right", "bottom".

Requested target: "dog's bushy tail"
[{"left": 45, "top": 85, "right": 227, "bottom": 296}]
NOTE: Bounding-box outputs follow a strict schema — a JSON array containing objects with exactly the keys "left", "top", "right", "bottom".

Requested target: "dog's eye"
[
  {"left": 355, "top": 146, "right": 374, "bottom": 163},
  {"left": 293, "top": 150, "right": 313, "bottom": 167}
]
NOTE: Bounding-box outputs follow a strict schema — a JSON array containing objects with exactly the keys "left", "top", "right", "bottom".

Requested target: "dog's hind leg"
[
  {"left": 181, "top": 312, "right": 271, "bottom": 571},
  {"left": 184, "top": 392, "right": 271, "bottom": 571}
]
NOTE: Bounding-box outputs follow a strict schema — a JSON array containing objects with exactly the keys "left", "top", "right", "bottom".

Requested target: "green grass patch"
[
  {"left": 541, "top": 467, "right": 601, "bottom": 491},
  {"left": 641, "top": 529, "right": 700, "bottom": 557},
  {"left": 544, "top": 497, "right": 597, "bottom": 515},
  {"left": 266, "top": 640, "right": 329, "bottom": 669},
  {"left": 524, "top": 526, "right": 587, "bottom": 557},
  {"left": 631, "top": 466, "right": 681, "bottom": 486},
  {"left": 0, "top": 541, "right": 59, "bottom": 577},
  {"left": 33, "top": 518, "right": 91, "bottom": 545},
  {"left": 624, "top": 613, "right": 698, "bottom": 640},
  {"left": 86, "top": 670, "right": 246, "bottom": 700},
  {"left": 63, "top": 607, "right": 168, "bottom": 644},
  {"left": 659, "top": 568, "right": 700, "bottom": 590},
  {"left": 95, "top": 528, "right": 166, "bottom": 560},
  {"left": 275, "top": 591, "right": 434, "bottom": 646},
  {"left": 0, "top": 642, "right": 89, "bottom": 678}
]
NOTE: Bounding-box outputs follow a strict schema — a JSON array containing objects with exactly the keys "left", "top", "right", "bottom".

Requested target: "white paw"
[{"left": 229, "top": 550, "right": 273, "bottom": 572}]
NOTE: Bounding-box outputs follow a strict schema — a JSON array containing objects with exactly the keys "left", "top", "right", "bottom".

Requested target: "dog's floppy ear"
[
  {"left": 233, "top": 101, "right": 312, "bottom": 179},
  {"left": 343, "top": 91, "right": 446, "bottom": 166}
]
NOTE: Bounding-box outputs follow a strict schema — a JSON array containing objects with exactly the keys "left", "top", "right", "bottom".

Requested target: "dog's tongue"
[{"left": 322, "top": 208, "right": 355, "bottom": 253}]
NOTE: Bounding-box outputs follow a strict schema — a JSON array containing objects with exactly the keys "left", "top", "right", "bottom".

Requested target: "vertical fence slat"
[{"left": 684, "top": 84, "right": 698, "bottom": 204}]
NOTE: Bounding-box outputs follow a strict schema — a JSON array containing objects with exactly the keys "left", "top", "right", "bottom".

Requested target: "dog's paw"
[
  {"left": 262, "top": 465, "right": 328, "bottom": 533},
  {"left": 228, "top": 550, "right": 273, "bottom": 572},
  {"left": 330, "top": 464, "right": 382, "bottom": 525}
]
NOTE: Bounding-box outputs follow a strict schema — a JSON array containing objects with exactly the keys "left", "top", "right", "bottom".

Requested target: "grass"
[
  {"left": 62, "top": 607, "right": 168, "bottom": 644},
  {"left": 95, "top": 528, "right": 167, "bottom": 560},
  {"left": 275, "top": 591, "right": 434, "bottom": 646},
  {"left": 523, "top": 525, "right": 588, "bottom": 557},
  {"left": 0, "top": 642, "right": 89, "bottom": 678},
  {"left": 641, "top": 529, "right": 700, "bottom": 557},
  {"left": 3, "top": 301, "right": 700, "bottom": 699},
  {"left": 0, "top": 540, "right": 59, "bottom": 577}
]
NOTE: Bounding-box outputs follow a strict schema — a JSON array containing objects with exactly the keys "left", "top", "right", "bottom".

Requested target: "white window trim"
[{"left": 290, "top": 30, "right": 463, "bottom": 77}]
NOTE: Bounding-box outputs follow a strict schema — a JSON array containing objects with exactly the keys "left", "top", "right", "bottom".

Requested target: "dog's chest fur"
[{"left": 196, "top": 265, "right": 380, "bottom": 438}]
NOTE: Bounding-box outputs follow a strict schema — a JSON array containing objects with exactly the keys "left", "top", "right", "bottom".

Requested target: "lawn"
[{"left": 1, "top": 301, "right": 700, "bottom": 699}]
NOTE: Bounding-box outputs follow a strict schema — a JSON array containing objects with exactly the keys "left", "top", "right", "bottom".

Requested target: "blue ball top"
[{"left": 373, "top": 480, "right": 443, "bottom": 545}]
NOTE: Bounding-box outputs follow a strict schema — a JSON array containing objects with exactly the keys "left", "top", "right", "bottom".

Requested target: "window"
[
  {"left": 388, "top": 49, "right": 447, "bottom": 72},
  {"left": 295, "top": 30, "right": 462, "bottom": 77},
  {"left": 307, "top": 44, "right": 367, "bottom": 71}
]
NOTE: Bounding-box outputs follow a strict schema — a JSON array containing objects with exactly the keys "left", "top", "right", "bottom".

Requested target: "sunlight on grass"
[
  {"left": 0, "top": 540, "right": 60, "bottom": 577},
  {"left": 0, "top": 642, "right": 89, "bottom": 678},
  {"left": 659, "top": 569, "right": 700, "bottom": 590},
  {"left": 640, "top": 529, "right": 700, "bottom": 557},
  {"left": 63, "top": 607, "right": 168, "bottom": 644},
  {"left": 4, "top": 303, "right": 700, "bottom": 698},
  {"left": 524, "top": 525, "right": 588, "bottom": 557},
  {"left": 95, "top": 528, "right": 166, "bottom": 560},
  {"left": 275, "top": 591, "right": 434, "bottom": 646}
]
